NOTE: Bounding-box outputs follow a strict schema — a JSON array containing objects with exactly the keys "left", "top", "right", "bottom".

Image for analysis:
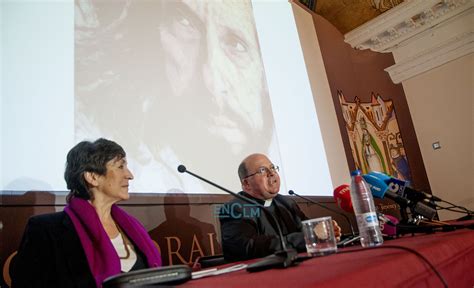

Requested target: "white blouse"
[{"left": 110, "top": 234, "right": 137, "bottom": 272}]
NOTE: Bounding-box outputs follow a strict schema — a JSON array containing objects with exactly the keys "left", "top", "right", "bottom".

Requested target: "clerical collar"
[
  {"left": 240, "top": 191, "right": 274, "bottom": 206},
  {"left": 263, "top": 199, "right": 273, "bottom": 207}
]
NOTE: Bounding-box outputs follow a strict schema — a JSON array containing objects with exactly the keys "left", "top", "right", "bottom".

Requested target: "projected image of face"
[
  {"left": 75, "top": 0, "right": 277, "bottom": 192},
  {"left": 153, "top": 0, "right": 272, "bottom": 149},
  {"left": 159, "top": 0, "right": 266, "bottom": 140}
]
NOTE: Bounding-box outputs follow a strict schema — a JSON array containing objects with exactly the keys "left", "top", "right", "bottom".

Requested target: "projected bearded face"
[
  {"left": 148, "top": 0, "right": 274, "bottom": 166},
  {"left": 75, "top": 0, "right": 275, "bottom": 190}
]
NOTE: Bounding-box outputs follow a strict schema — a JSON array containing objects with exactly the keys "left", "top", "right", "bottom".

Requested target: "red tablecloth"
[{"left": 183, "top": 228, "right": 474, "bottom": 287}]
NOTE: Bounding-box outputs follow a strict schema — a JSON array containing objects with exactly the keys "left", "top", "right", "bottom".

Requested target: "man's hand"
[{"left": 333, "top": 220, "right": 342, "bottom": 242}]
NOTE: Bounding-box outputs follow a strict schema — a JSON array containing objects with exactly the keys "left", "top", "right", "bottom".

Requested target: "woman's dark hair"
[{"left": 64, "top": 138, "right": 126, "bottom": 202}]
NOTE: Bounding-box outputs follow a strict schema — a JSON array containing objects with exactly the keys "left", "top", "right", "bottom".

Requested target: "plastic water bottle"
[{"left": 350, "top": 170, "right": 383, "bottom": 247}]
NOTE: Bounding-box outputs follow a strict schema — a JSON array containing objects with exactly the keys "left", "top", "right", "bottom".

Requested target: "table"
[{"left": 182, "top": 228, "right": 474, "bottom": 287}]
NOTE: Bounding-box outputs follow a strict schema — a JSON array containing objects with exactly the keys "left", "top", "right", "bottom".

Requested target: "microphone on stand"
[
  {"left": 366, "top": 171, "right": 442, "bottom": 201},
  {"left": 177, "top": 165, "right": 298, "bottom": 272},
  {"left": 288, "top": 189, "right": 359, "bottom": 247},
  {"left": 368, "top": 171, "right": 473, "bottom": 220},
  {"left": 363, "top": 172, "right": 437, "bottom": 221},
  {"left": 333, "top": 183, "right": 401, "bottom": 238}
]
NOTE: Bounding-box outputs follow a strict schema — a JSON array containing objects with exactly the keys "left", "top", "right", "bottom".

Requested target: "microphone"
[
  {"left": 379, "top": 214, "right": 399, "bottom": 237},
  {"left": 361, "top": 173, "right": 410, "bottom": 222},
  {"left": 288, "top": 189, "right": 358, "bottom": 245},
  {"left": 333, "top": 184, "right": 353, "bottom": 213},
  {"left": 365, "top": 172, "right": 437, "bottom": 221},
  {"left": 367, "top": 171, "right": 442, "bottom": 202},
  {"left": 333, "top": 184, "right": 399, "bottom": 238},
  {"left": 362, "top": 174, "right": 410, "bottom": 206},
  {"left": 177, "top": 165, "right": 186, "bottom": 173},
  {"left": 372, "top": 172, "right": 472, "bottom": 220},
  {"left": 177, "top": 165, "right": 298, "bottom": 272}
]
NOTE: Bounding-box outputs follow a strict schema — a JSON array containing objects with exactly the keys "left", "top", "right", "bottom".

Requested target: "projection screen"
[{"left": 1, "top": 0, "right": 333, "bottom": 196}]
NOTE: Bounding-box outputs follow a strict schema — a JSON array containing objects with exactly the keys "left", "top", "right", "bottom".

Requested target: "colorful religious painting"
[{"left": 338, "top": 91, "right": 412, "bottom": 181}]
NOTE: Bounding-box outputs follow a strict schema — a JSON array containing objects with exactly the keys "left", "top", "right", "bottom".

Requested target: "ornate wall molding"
[
  {"left": 344, "top": 0, "right": 473, "bottom": 83},
  {"left": 344, "top": 0, "right": 472, "bottom": 52},
  {"left": 385, "top": 30, "right": 473, "bottom": 83}
]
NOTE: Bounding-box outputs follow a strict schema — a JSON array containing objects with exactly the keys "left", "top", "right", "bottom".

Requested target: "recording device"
[
  {"left": 333, "top": 184, "right": 353, "bottom": 213},
  {"left": 366, "top": 172, "right": 474, "bottom": 232},
  {"left": 364, "top": 172, "right": 437, "bottom": 221},
  {"left": 333, "top": 183, "right": 399, "bottom": 237},
  {"left": 102, "top": 265, "right": 192, "bottom": 287},
  {"left": 378, "top": 213, "right": 399, "bottom": 237},
  {"left": 372, "top": 172, "right": 474, "bottom": 221},
  {"left": 367, "top": 171, "right": 441, "bottom": 202},
  {"left": 362, "top": 174, "right": 410, "bottom": 206},
  {"left": 177, "top": 165, "right": 298, "bottom": 272},
  {"left": 288, "top": 189, "right": 359, "bottom": 246}
]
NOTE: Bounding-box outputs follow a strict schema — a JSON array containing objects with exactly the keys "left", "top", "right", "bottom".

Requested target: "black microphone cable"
[
  {"left": 434, "top": 200, "right": 473, "bottom": 214},
  {"left": 177, "top": 164, "right": 298, "bottom": 272}
]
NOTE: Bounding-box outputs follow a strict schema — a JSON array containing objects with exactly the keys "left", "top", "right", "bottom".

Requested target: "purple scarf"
[{"left": 64, "top": 198, "right": 162, "bottom": 287}]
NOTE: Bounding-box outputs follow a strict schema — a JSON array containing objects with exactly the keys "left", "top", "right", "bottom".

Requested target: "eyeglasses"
[{"left": 243, "top": 164, "right": 279, "bottom": 179}]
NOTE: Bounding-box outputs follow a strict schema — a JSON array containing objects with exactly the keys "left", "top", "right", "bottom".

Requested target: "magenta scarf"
[{"left": 64, "top": 197, "right": 162, "bottom": 287}]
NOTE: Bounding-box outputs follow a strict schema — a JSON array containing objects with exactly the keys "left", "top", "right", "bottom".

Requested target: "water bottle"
[{"left": 350, "top": 170, "right": 383, "bottom": 247}]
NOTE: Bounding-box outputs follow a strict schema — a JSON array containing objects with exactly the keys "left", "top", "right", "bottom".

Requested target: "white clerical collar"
[{"left": 264, "top": 199, "right": 273, "bottom": 207}]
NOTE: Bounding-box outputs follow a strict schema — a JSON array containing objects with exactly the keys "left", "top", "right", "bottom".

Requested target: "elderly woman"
[{"left": 11, "top": 138, "right": 162, "bottom": 287}]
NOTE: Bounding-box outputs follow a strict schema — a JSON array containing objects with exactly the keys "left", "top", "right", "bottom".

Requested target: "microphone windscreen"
[
  {"left": 177, "top": 165, "right": 186, "bottom": 173},
  {"left": 368, "top": 172, "right": 410, "bottom": 199},
  {"left": 381, "top": 214, "right": 399, "bottom": 237},
  {"left": 362, "top": 174, "right": 389, "bottom": 199},
  {"left": 367, "top": 171, "right": 391, "bottom": 182},
  {"left": 333, "top": 184, "right": 353, "bottom": 213}
]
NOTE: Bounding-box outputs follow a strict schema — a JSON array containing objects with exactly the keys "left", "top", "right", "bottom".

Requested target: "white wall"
[
  {"left": 291, "top": 3, "right": 350, "bottom": 188},
  {"left": 291, "top": 0, "right": 474, "bottom": 221},
  {"left": 342, "top": 0, "right": 473, "bottom": 220},
  {"left": 402, "top": 54, "right": 474, "bottom": 220}
]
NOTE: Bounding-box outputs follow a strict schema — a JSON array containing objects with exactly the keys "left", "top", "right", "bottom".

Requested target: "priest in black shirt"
[{"left": 219, "top": 153, "right": 341, "bottom": 261}]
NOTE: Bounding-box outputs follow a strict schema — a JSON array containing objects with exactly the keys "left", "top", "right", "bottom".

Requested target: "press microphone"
[
  {"left": 379, "top": 213, "right": 399, "bottom": 237},
  {"left": 288, "top": 190, "right": 357, "bottom": 244},
  {"left": 362, "top": 174, "right": 410, "bottom": 206},
  {"left": 333, "top": 184, "right": 353, "bottom": 213},
  {"left": 367, "top": 171, "right": 442, "bottom": 202},
  {"left": 365, "top": 172, "right": 437, "bottom": 220},
  {"left": 333, "top": 184, "right": 399, "bottom": 237},
  {"left": 372, "top": 172, "right": 472, "bottom": 219},
  {"left": 177, "top": 165, "right": 298, "bottom": 272}
]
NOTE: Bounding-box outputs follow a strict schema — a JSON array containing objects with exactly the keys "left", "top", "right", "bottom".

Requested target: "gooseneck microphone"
[
  {"left": 288, "top": 190, "right": 358, "bottom": 246},
  {"left": 177, "top": 165, "right": 298, "bottom": 272}
]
